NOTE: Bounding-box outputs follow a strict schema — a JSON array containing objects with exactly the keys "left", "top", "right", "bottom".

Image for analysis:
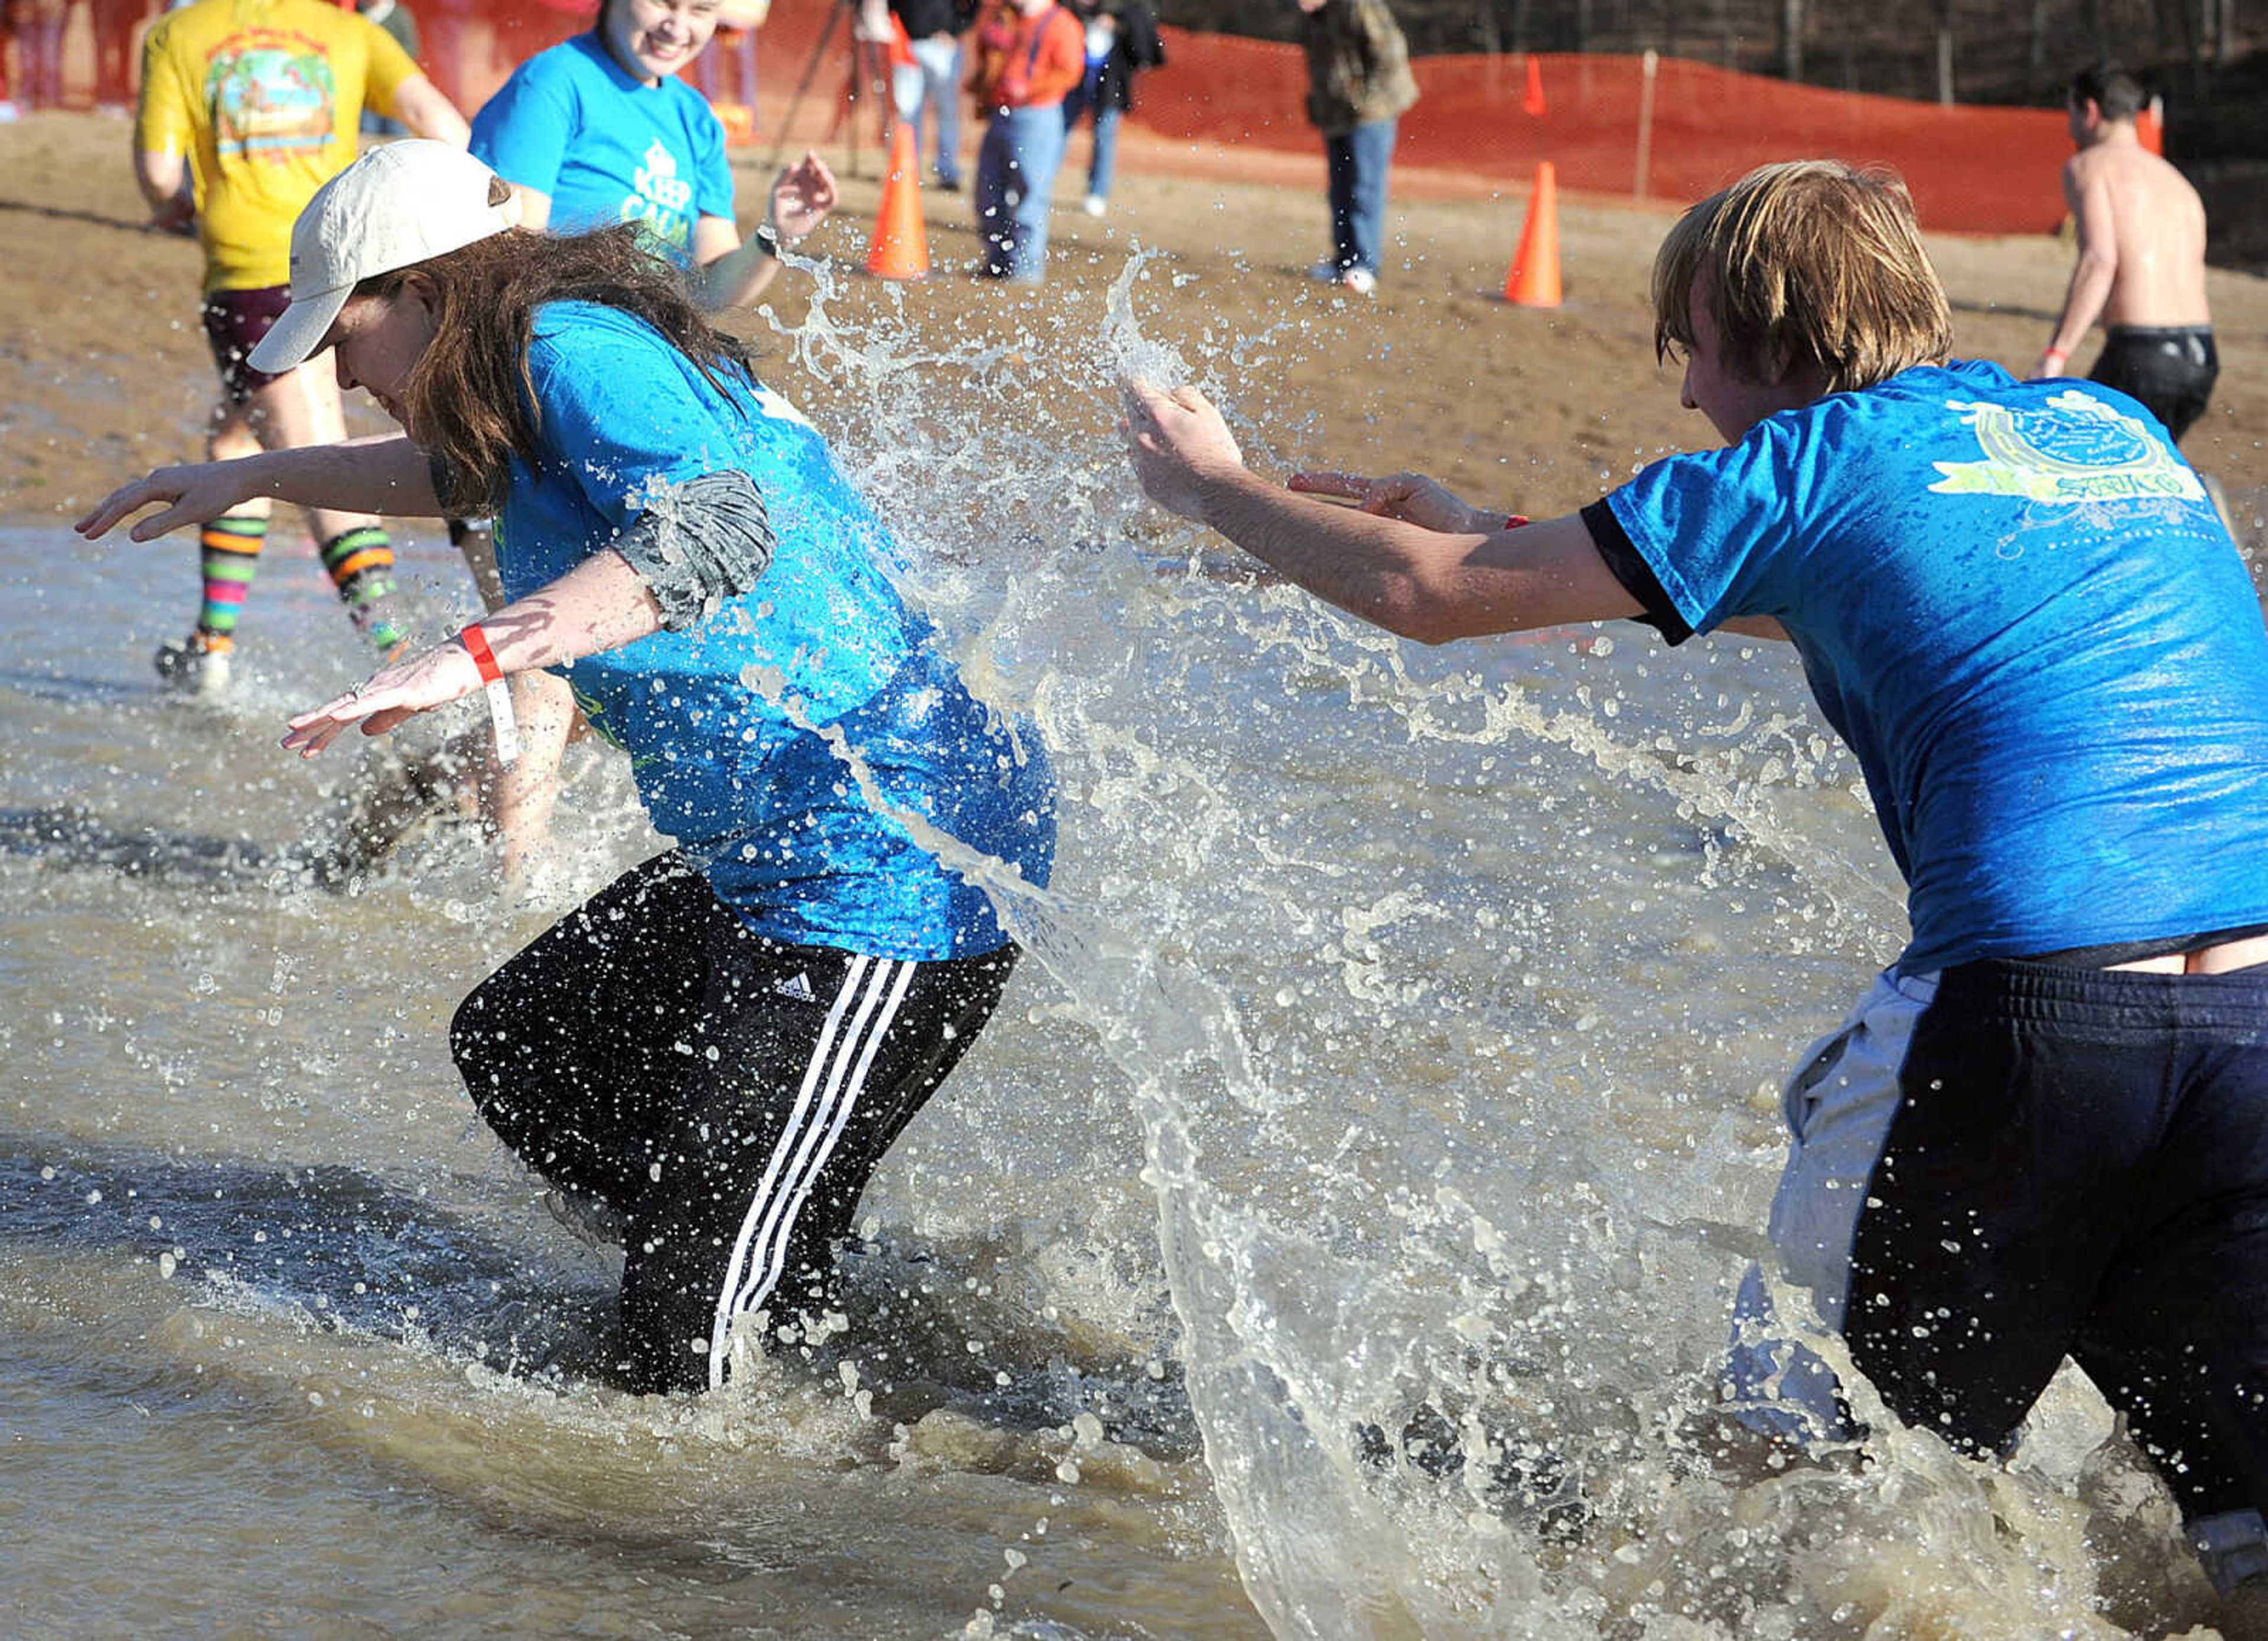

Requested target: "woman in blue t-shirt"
[
  {"left": 79, "top": 143, "right": 1056, "bottom": 1398},
  {"left": 472, "top": 0, "right": 839, "bottom": 312}
]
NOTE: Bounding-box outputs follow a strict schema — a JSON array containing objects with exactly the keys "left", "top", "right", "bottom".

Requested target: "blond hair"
[{"left": 1651, "top": 160, "right": 1953, "bottom": 394}]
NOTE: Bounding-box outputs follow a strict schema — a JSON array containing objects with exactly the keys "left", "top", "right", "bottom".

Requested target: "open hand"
[
  {"left": 282, "top": 641, "right": 485, "bottom": 758},
  {"left": 769, "top": 151, "right": 839, "bottom": 242},
  {"left": 76, "top": 462, "right": 256, "bottom": 543},
  {"left": 1288, "top": 470, "right": 1506, "bottom": 534},
  {"left": 1120, "top": 379, "right": 1246, "bottom": 520}
]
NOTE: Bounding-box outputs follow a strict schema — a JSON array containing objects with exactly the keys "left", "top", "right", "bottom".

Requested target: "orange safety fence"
[
  {"left": 708, "top": 5, "right": 2069, "bottom": 234},
  {"left": 59, "top": 0, "right": 2062, "bottom": 237},
  {"left": 1130, "top": 33, "right": 2071, "bottom": 234}
]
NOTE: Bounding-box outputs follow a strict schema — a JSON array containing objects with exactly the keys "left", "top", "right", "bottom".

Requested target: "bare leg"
[{"left": 247, "top": 361, "right": 408, "bottom": 655}]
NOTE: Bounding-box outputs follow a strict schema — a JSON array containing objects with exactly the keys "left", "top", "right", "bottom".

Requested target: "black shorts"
[
  {"left": 200, "top": 284, "right": 295, "bottom": 403},
  {"left": 1740, "top": 957, "right": 2268, "bottom": 1592},
  {"left": 2090, "top": 324, "right": 2219, "bottom": 442},
  {"left": 449, "top": 852, "right": 1019, "bottom": 1396}
]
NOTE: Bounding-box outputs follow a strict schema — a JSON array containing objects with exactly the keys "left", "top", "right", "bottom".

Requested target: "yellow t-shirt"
[{"left": 136, "top": 0, "right": 421, "bottom": 292}]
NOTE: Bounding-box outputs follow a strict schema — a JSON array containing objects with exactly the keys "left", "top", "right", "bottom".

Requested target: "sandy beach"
[{"left": 5, "top": 110, "right": 2264, "bottom": 552}]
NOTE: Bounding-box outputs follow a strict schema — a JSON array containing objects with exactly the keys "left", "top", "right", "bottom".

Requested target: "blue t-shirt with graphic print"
[
  {"left": 470, "top": 32, "right": 734, "bottom": 267},
  {"left": 1592, "top": 358, "right": 2268, "bottom": 973},
  {"left": 493, "top": 301, "right": 1056, "bottom": 961}
]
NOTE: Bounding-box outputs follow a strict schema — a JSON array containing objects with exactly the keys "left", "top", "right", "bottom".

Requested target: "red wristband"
[
  {"left": 1506, "top": 514, "right": 1531, "bottom": 529},
  {"left": 457, "top": 624, "right": 503, "bottom": 684}
]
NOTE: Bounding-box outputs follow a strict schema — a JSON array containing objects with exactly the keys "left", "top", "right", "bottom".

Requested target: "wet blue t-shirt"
[
  {"left": 494, "top": 301, "right": 1056, "bottom": 961},
  {"left": 470, "top": 32, "right": 734, "bottom": 266},
  {"left": 1598, "top": 359, "right": 2268, "bottom": 972}
]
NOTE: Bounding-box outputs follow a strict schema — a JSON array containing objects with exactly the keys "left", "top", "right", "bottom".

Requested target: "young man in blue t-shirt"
[{"left": 1122, "top": 159, "right": 2268, "bottom": 1618}]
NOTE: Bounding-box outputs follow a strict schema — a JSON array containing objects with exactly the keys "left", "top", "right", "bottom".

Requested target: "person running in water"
[
  {"left": 80, "top": 142, "right": 1057, "bottom": 1395},
  {"left": 134, "top": 0, "right": 469, "bottom": 693},
  {"left": 1125, "top": 159, "right": 2268, "bottom": 1629}
]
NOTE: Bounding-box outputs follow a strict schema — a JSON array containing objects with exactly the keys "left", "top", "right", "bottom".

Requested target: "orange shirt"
[{"left": 966, "top": 1, "right": 1083, "bottom": 112}]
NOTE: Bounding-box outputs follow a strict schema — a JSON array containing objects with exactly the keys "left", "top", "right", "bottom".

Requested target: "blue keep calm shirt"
[
  {"left": 470, "top": 32, "right": 734, "bottom": 266},
  {"left": 494, "top": 301, "right": 1056, "bottom": 961},
  {"left": 1595, "top": 359, "right": 2268, "bottom": 971}
]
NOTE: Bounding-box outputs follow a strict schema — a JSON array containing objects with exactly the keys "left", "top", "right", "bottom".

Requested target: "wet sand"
[{"left": 5, "top": 109, "right": 2264, "bottom": 552}]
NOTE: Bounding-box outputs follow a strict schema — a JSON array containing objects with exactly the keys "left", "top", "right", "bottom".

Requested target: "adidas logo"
[{"left": 773, "top": 971, "right": 817, "bottom": 1002}]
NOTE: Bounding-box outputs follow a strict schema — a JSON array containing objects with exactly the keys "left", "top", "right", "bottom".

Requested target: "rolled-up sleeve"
[{"left": 612, "top": 469, "right": 777, "bottom": 631}]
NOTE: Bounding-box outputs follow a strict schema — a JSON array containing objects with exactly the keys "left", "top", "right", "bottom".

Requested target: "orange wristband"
[
  {"left": 456, "top": 624, "right": 520, "bottom": 766},
  {"left": 458, "top": 623, "right": 503, "bottom": 684}
]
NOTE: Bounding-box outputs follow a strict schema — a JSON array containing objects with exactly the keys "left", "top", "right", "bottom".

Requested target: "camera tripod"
[{"left": 765, "top": 0, "right": 900, "bottom": 177}]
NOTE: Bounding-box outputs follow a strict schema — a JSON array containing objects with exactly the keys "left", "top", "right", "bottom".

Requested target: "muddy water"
[{"left": 0, "top": 263, "right": 2234, "bottom": 1639}]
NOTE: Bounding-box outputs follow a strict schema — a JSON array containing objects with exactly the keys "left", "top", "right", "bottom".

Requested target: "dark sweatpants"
[
  {"left": 450, "top": 851, "right": 1018, "bottom": 1395},
  {"left": 1849, "top": 959, "right": 2268, "bottom": 1587}
]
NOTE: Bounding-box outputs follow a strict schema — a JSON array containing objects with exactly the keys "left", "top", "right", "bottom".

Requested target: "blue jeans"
[
  {"left": 1060, "top": 77, "right": 1122, "bottom": 200},
  {"left": 891, "top": 36, "right": 964, "bottom": 187},
  {"left": 1324, "top": 118, "right": 1397, "bottom": 277},
  {"left": 975, "top": 104, "right": 1067, "bottom": 280}
]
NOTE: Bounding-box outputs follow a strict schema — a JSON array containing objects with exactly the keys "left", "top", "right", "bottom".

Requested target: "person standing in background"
[
  {"left": 1059, "top": 0, "right": 1160, "bottom": 218},
  {"left": 132, "top": 0, "right": 470, "bottom": 693},
  {"left": 1296, "top": 0, "right": 1414, "bottom": 295},
  {"left": 2035, "top": 62, "right": 2218, "bottom": 445},
  {"left": 91, "top": 0, "right": 157, "bottom": 112},
  {"left": 16, "top": 0, "right": 67, "bottom": 110},
  {"left": 965, "top": 0, "right": 1081, "bottom": 282},
  {"left": 888, "top": 0, "right": 972, "bottom": 191}
]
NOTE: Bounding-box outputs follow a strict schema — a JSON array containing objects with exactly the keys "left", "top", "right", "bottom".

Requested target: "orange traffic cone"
[
  {"left": 1503, "top": 161, "right": 1561, "bottom": 307},
  {"left": 866, "top": 122, "right": 930, "bottom": 280},
  {"left": 1522, "top": 54, "right": 1547, "bottom": 119}
]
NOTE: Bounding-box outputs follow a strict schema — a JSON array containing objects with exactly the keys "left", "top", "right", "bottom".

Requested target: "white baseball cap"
[{"left": 248, "top": 141, "right": 522, "bottom": 376}]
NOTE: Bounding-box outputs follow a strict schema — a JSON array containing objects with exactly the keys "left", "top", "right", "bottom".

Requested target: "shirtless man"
[{"left": 2035, "top": 63, "right": 2218, "bottom": 443}]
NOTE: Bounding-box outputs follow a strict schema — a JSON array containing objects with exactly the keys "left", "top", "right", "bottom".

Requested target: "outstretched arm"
[
  {"left": 76, "top": 436, "right": 444, "bottom": 541},
  {"left": 281, "top": 550, "right": 663, "bottom": 756},
  {"left": 1122, "top": 381, "right": 1640, "bottom": 643}
]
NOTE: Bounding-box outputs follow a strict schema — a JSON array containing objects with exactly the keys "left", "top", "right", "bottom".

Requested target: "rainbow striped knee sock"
[
  {"left": 194, "top": 513, "right": 268, "bottom": 654},
  {"left": 320, "top": 525, "right": 408, "bottom": 654}
]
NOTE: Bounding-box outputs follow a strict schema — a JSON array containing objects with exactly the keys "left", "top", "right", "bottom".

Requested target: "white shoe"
[
  {"left": 1308, "top": 259, "right": 1344, "bottom": 282},
  {"left": 1340, "top": 268, "right": 1377, "bottom": 295},
  {"left": 154, "top": 638, "right": 232, "bottom": 696},
  {"left": 1082, "top": 194, "right": 1106, "bottom": 217},
  {"left": 0, "top": 100, "right": 19, "bottom": 123}
]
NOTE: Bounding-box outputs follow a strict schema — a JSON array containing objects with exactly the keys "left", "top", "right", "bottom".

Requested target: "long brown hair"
[{"left": 355, "top": 218, "right": 755, "bottom": 514}]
